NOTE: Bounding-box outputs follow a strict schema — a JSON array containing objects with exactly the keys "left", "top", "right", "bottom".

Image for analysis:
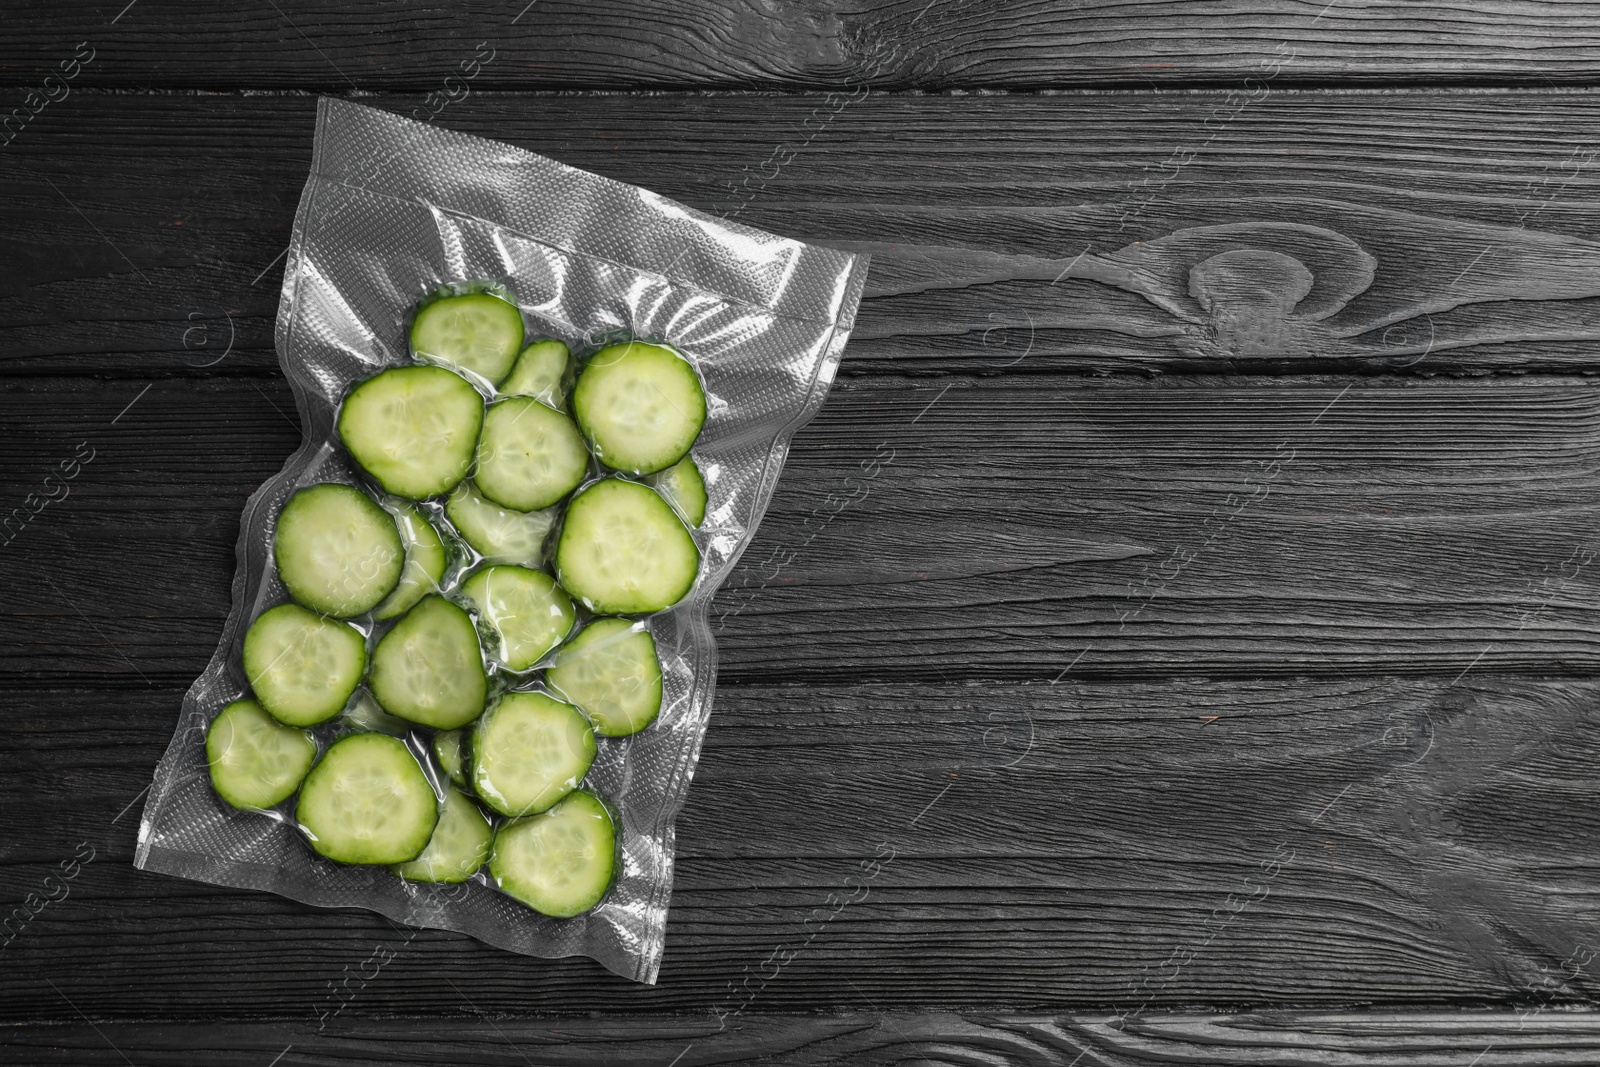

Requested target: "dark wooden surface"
[
  {"left": 6, "top": 8, "right": 1600, "bottom": 1066},
  {"left": 14, "top": 1011, "right": 1600, "bottom": 1065},
  {"left": 12, "top": 2, "right": 1600, "bottom": 89}
]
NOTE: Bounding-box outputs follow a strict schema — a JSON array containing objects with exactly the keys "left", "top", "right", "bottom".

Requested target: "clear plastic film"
[{"left": 134, "top": 97, "right": 869, "bottom": 983}]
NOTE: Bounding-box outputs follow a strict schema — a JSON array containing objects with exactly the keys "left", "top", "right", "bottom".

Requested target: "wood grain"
[
  {"left": 7, "top": 92, "right": 1600, "bottom": 376},
  {"left": 7, "top": 675, "right": 1600, "bottom": 1018},
  {"left": 9, "top": 1010, "right": 1600, "bottom": 1066},
  {"left": 3, "top": 373, "right": 1598, "bottom": 682},
  {"left": 3, "top": 43, "right": 1600, "bottom": 1058},
  {"left": 9, "top": 2, "right": 1600, "bottom": 90}
]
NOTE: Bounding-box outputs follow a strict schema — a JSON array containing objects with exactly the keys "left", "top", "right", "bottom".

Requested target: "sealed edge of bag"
[{"left": 312, "top": 97, "right": 864, "bottom": 332}]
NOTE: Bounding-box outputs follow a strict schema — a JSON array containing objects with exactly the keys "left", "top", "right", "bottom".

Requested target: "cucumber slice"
[
  {"left": 338, "top": 365, "right": 485, "bottom": 500},
  {"left": 555, "top": 478, "right": 700, "bottom": 614},
  {"left": 373, "top": 503, "right": 448, "bottom": 620},
  {"left": 296, "top": 732, "right": 439, "bottom": 865},
  {"left": 274, "top": 483, "right": 404, "bottom": 618},
  {"left": 445, "top": 480, "right": 556, "bottom": 566},
  {"left": 242, "top": 603, "right": 366, "bottom": 727},
  {"left": 499, "top": 339, "right": 574, "bottom": 410},
  {"left": 545, "top": 618, "right": 662, "bottom": 737},
  {"left": 433, "top": 728, "right": 470, "bottom": 788},
  {"left": 490, "top": 790, "right": 615, "bottom": 918},
  {"left": 459, "top": 565, "right": 576, "bottom": 671},
  {"left": 474, "top": 397, "right": 589, "bottom": 512},
  {"left": 646, "top": 454, "right": 707, "bottom": 528},
  {"left": 206, "top": 699, "right": 317, "bottom": 810},
  {"left": 471, "top": 691, "right": 596, "bottom": 818},
  {"left": 410, "top": 292, "right": 524, "bottom": 387},
  {"left": 369, "top": 595, "right": 488, "bottom": 729},
  {"left": 390, "top": 784, "right": 493, "bottom": 883},
  {"left": 572, "top": 341, "right": 706, "bottom": 475}
]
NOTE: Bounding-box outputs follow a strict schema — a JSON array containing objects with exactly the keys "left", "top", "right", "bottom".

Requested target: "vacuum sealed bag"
[{"left": 135, "top": 97, "right": 868, "bottom": 983}]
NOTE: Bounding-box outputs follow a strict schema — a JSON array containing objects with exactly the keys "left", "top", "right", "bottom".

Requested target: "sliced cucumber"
[
  {"left": 390, "top": 784, "right": 493, "bottom": 883},
  {"left": 545, "top": 618, "right": 662, "bottom": 737},
  {"left": 499, "top": 339, "right": 574, "bottom": 410},
  {"left": 555, "top": 478, "right": 700, "bottom": 614},
  {"left": 206, "top": 699, "right": 317, "bottom": 810},
  {"left": 459, "top": 565, "right": 576, "bottom": 671},
  {"left": 369, "top": 595, "right": 487, "bottom": 729},
  {"left": 572, "top": 341, "right": 706, "bottom": 475},
  {"left": 296, "top": 732, "right": 438, "bottom": 865},
  {"left": 474, "top": 397, "right": 589, "bottom": 512},
  {"left": 433, "top": 728, "right": 470, "bottom": 788},
  {"left": 338, "top": 365, "right": 484, "bottom": 500},
  {"left": 242, "top": 603, "right": 366, "bottom": 727},
  {"left": 274, "top": 483, "right": 404, "bottom": 618},
  {"left": 646, "top": 454, "right": 707, "bottom": 528},
  {"left": 471, "top": 691, "right": 596, "bottom": 818},
  {"left": 410, "top": 292, "right": 524, "bottom": 387},
  {"left": 373, "top": 503, "right": 448, "bottom": 620},
  {"left": 445, "top": 480, "right": 556, "bottom": 566},
  {"left": 490, "top": 790, "right": 615, "bottom": 918}
]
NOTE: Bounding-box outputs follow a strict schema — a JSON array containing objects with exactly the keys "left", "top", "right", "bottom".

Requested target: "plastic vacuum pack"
[{"left": 135, "top": 97, "right": 868, "bottom": 983}]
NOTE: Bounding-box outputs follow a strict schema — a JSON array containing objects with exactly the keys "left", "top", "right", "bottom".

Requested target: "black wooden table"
[{"left": 7, "top": 4, "right": 1600, "bottom": 1064}]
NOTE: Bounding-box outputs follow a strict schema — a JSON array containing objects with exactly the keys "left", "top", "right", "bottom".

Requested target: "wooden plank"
[
  {"left": 6, "top": 91, "right": 1600, "bottom": 376},
  {"left": 3, "top": 373, "right": 1598, "bottom": 682},
  {"left": 9, "top": 2, "right": 1600, "bottom": 90},
  {"left": 6, "top": 675, "right": 1600, "bottom": 1017},
  {"left": 8, "top": 1011, "right": 1600, "bottom": 1066}
]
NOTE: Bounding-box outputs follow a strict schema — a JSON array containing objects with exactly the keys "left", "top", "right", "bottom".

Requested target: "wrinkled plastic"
[{"left": 135, "top": 97, "right": 868, "bottom": 983}]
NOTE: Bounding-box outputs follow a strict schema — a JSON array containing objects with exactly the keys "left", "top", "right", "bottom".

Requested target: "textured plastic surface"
[{"left": 134, "top": 97, "right": 868, "bottom": 983}]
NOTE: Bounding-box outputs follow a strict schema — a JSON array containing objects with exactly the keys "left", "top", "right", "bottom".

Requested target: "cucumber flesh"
[
  {"left": 369, "top": 595, "right": 488, "bottom": 729},
  {"left": 490, "top": 790, "right": 615, "bottom": 917},
  {"left": 338, "top": 365, "right": 484, "bottom": 500},
  {"left": 646, "top": 454, "right": 707, "bottom": 528},
  {"left": 206, "top": 699, "right": 317, "bottom": 810},
  {"left": 274, "top": 483, "right": 404, "bottom": 618},
  {"left": 499, "top": 339, "right": 574, "bottom": 410},
  {"left": 296, "top": 733, "right": 439, "bottom": 865},
  {"left": 474, "top": 397, "right": 589, "bottom": 512},
  {"left": 432, "top": 728, "right": 470, "bottom": 788},
  {"left": 555, "top": 478, "right": 700, "bottom": 614},
  {"left": 545, "top": 618, "right": 663, "bottom": 737},
  {"left": 445, "top": 480, "right": 556, "bottom": 566},
  {"left": 373, "top": 503, "right": 448, "bottom": 620},
  {"left": 471, "top": 691, "right": 596, "bottom": 818},
  {"left": 459, "top": 565, "right": 576, "bottom": 671},
  {"left": 572, "top": 341, "right": 706, "bottom": 475},
  {"left": 410, "top": 292, "right": 524, "bottom": 388},
  {"left": 390, "top": 784, "right": 493, "bottom": 883},
  {"left": 242, "top": 603, "right": 367, "bottom": 727}
]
